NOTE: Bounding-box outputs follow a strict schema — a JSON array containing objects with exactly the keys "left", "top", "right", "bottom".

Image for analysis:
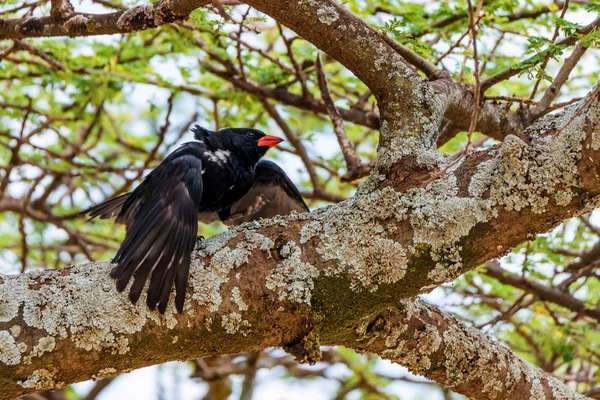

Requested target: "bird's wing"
[
  {"left": 220, "top": 160, "right": 309, "bottom": 226},
  {"left": 109, "top": 143, "right": 204, "bottom": 313}
]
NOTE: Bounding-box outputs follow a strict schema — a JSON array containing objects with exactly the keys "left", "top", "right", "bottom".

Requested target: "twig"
[
  {"left": 260, "top": 98, "right": 323, "bottom": 192},
  {"left": 83, "top": 378, "right": 114, "bottom": 400},
  {"left": 481, "top": 32, "right": 505, "bottom": 74},
  {"left": 279, "top": 24, "right": 310, "bottom": 97},
  {"left": 482, "top": 16, "right": 600, "bottom": 91},
  {"left": 484, "top": 95, "right": 536, "bottom": 104},
  {"left": 235, "top": 6, "right": 251, "bottom": 80},
  {"left": 14, "top": 39, "right": 66, "bottom": 71},
  {"left": 315, "top": 53, "right": 364, "bottom": 181},
  {"left": 535, "top": 40, "right": 587, "bottom": 113},
  {"left": 528, "top": 0, "right": 570, "bottom": 100},
  {"left": 465, "top": 0, "right": 484, "bottom": 149}
]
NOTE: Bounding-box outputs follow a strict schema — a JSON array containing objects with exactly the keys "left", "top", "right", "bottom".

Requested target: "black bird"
[{"left": 81, "top": 126, "right": 309, "bottom": 314}]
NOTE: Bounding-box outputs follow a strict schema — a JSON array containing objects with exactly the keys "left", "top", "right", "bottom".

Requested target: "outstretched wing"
[
  {"left": 220, "top": 160, "right": 309, "bottom": 226},
  {"left": 83, "top": 143, "right": 204, "bottom": 313}
]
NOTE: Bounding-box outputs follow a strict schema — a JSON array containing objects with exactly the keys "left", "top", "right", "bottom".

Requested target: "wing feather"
[
  {"left": 221, "top": 160, "right": 309, "bottom": 226},
  {"left": 79, "top": 193, "right": 129, "bottom": 222}
]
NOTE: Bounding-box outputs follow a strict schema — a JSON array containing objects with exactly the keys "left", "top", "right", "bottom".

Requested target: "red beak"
[{"left": 257, "top": 135, "right": 284, "bottom": 148}]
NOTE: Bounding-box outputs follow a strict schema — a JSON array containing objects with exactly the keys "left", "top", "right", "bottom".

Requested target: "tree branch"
[
  {"left": 49, "top": 0, "right": 74, "bottom": 19},
  {"left": 359, "top": 300, "right": 589, "bottom": 400},
  {"left": 315, "top": 53, "right": 365, "bottom": 181},
  {"left": 3, "top": 84, "right": 600, "bottom": 399},
  {"left": 0, "top": 262, "right": 590, "bottom": 400},
  {"left": 535, "top": 41, "right": 587, "bottom": 113},
  {"left": 481, "top": 17, "right": 600, "bottom": 92},
  {"left": 0, "top": 0, "right": 211, "bottom": 39},
  {"left": 484, "top": 260, "right": 600, "bottom": 321}
]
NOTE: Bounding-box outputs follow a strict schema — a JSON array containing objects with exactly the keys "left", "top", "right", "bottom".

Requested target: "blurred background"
[{"left": 2, "top": 0, "right": 600, "bottom": 398}]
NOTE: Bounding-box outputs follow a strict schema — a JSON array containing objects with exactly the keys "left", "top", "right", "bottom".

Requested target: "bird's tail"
[{"left": 79, "top": 193, "right": 130, "bottom": 222}]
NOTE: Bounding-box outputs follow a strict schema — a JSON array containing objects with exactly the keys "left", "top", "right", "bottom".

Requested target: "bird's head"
[{"left": 192, "top": 125, "right": 284, "bottom": 164}]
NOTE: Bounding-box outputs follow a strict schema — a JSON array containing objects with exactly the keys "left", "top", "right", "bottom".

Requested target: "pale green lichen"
[
  {"left": 468, "top": 158, "right": 498, "bottom": 198},
  {"left": 374, "top": 119, "right": 444, "bottom": 175},
  {"left": 0, "top": 330, "right": 22, "bottom": 365},
  {"left": 299, "top": 0, "right": 339, "bottom": 25},
  {"left": 548, "top": 375, "right": 586, "bottom": 399},
  {"left": 489, "top": 105, "right": 587, "bottom": 214},
  {"left": 24, "top": 336, "right": 56, "bottom": 364},
  {"left": 241, "top": 232, "right": 275, "bottom": 251},
  {"left": 92, "top": 367, "right": 117, "bottom": 380},
  {"left": 443, "top": 324, "right": 492, "bottom": 388},
  {"left": 381, "top": 322, "right": 441, "bottom": 376},
  {"left": 405, "top": 175, "right": 493, "bottom": 281},
  {"left": 9, "top": 325, "right": 21, "bottom": 338},
  {"left": 189, "top": 231, "right": 273, "bottom": 312},
  {"left": 221, "top": 312, "right": 250, "bottom": 335},
  {"left": 555, "top": 189, "right": 575, "bottom": 206},
  {"left": 0, "top": 293, "right": 21, "bottom": 323},
  {"left": 265, "top": 241, "right": 318, "bottom": 304},
  {"left": 300, "top": 221, "right": 323, "bottom": 244},
  {"left": 231, "top": 286, "right": 248, "bottom": 312},
  {"left": 18, "top": 368, "right": 60, "bottom": 390},
  {"left": 587, "top": 104, "right": 600, "bottom": 151},
  {"left": 191, "top": 242, "right": 250, "bottom": 312},
  {"left": 0, "top": 261, "right": 188, "bottom": 360},
  {"left": 301, "top": 189, "right": 409, "bottom": 291},
  {"left": 590, "top": 131, "right": 600, "bottom": 151}
]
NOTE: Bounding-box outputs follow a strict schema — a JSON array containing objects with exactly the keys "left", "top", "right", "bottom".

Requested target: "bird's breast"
[{"left": 197, "top": 157, "right": 254, "bottom": 212}]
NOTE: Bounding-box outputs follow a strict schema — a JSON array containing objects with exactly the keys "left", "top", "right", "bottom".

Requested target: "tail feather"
[{"left": 80, "top": 193, "right": 130, "bottom": 222}]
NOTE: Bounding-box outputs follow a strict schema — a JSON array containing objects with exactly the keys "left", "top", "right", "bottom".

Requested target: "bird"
[{"left": 81, "top": 125, "right": 309, "bottom": 314}]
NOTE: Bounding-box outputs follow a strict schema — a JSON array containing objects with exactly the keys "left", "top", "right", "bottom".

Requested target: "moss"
[
  {"left": 283, "top": 330, "right": 322, "bottom": 365},
  {"left": 312, "top": 276, "right": 409, "bottom": 343}
]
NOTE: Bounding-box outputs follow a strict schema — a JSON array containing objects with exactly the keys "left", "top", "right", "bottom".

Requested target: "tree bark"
[{"left": 0, "top": 259, "right": 589, "bottom": 400}]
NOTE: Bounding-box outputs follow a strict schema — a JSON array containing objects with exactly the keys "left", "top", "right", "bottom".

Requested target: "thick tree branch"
[
  {"left": 3, "top": 2, "right": 600, "bottom": 399},
  {"left": 0, "top": 263, "right": 589, "bottom": 400},
  {"left": 0, "top": 0, "right": 211, "bottom": 39},
  {"left": 3, "top": 85, "right": 600, "bottom": 399},
  {"left": 359, "top": 301, "right": 589, "bottom": 400}
]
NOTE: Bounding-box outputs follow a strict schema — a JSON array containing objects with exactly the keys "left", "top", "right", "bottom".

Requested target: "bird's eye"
[{"left": 246, "top": 131, "right": 255, "bottom": 138}]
